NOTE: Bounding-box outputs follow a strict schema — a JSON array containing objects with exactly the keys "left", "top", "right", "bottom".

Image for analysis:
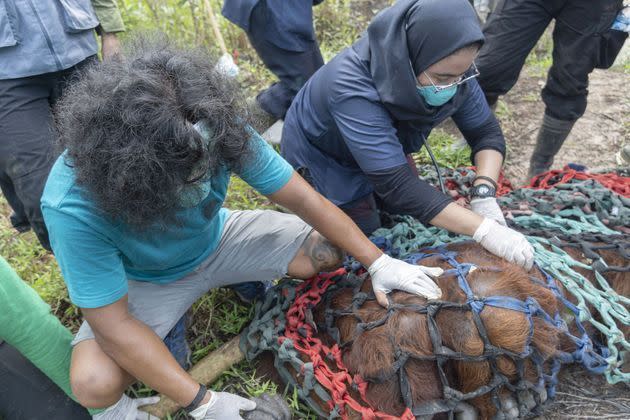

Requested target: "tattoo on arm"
[{"left": 303, "top": 233, "right": 344, "bottom": 272}]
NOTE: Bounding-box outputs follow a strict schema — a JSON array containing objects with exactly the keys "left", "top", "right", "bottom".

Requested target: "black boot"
[{"left": 528, "top": 114, "right": 576, "bottom": 179}]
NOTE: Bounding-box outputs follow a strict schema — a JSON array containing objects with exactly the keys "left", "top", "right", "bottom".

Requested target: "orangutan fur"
[
  {"left": 249, "top": 241, "right": 628, "bottom": 419},
  {"left": 305, "top": 242, "right": 628, "bottom": 419}
]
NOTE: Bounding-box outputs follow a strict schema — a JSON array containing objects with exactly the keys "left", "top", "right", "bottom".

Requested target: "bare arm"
[
  {"left": 473, "top": 149, "right": 503, "bottom": 187},
  {"left": 268, "top": 173, "right": 382, "bottom": 267},
  {"left": 82, "top": 297, "right": 209, "bottom": 408}
]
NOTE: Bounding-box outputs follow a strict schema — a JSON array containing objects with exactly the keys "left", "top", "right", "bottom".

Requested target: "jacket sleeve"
[
  {"left": 91, "top": 0, "right": 125, "bottom": 33},
  {"left": 452, "top": 78, "right": 506, "bottom": 160},
  {"left": 330, "top": 90, "right": 452, "bottom": 222},
  {"left": 365, "top": 163, "right": 453, "bottom": 224}
]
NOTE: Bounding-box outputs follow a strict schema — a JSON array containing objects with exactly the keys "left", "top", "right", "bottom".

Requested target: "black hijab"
[{"left": 354, "top": 0, "right": 484, "bottom": 152}]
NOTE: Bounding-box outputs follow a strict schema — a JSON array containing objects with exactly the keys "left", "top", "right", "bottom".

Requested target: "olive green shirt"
[{"left": 92, "top": 0, "right": 126, "bottom": 33}]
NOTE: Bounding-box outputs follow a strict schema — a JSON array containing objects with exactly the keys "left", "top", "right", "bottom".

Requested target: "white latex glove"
[
  {"left": 190, "top": 391, "right": 256, "bottom": 420},
  {"left": 92, "top": 394, "right": 160, "bottom": 420},
  {"left": 368, "top": 254, "right": 443, "bottom": 307},
  {"left": 473, "top": 218, "right": 534, "bottom": 270},
  {"left": 214, "top": 53, "right": 239, "bottom": 78},
  {"left": 470, "top": 197, "right": 507, "bottom": 226}
]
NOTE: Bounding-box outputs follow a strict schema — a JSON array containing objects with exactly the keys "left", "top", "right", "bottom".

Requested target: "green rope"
[{"left": 241, "top": 170, "right": 630, "bottom": 415}]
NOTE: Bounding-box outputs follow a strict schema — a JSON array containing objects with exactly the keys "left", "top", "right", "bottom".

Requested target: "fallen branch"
[{"left": 142, "top": 334, "right": 245, "bottom": 418}]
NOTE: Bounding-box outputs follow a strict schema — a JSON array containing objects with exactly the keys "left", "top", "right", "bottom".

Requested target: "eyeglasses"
[{"left": 420, "top": 62, "right": 480, "bottom": 93}]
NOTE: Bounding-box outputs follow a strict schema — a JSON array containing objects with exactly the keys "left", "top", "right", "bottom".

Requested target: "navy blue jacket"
[
  {"left": 281, "top": 45, "right": 505, "bottom": 222},
  {"left": 222, "top": 0, "right": 322, "bottom": 52}
]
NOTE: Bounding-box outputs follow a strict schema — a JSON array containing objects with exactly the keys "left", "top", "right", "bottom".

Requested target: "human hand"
[
  {"left": 189, "top": 391, "right": 256, "bottom": 420},
  {"left": 368, "top": 254, "right": 443, "bottom": 307},
  {"left": 92, "top": 394, "right": 159, "bottom": 420},
  {"left": 101, "top": 32, "right": 122, "bottom": 60},
  {"left": 470, "top": 197, "right": 507, "bottom": 226},
  {"left": 473, "top": 218, "right": 534, "bottom": 270}
]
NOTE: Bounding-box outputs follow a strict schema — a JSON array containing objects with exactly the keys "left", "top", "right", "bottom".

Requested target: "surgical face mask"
[
  {"left": 416, "top": 84, "right": 458, "bottom": 107},
  {"left": 178, "top": 120, "right": 213, "bottom": 208},
  {"left": 179, "top": 179, "right": 212, "bottom": 208},
  {"left": 415, "top": 61, "right": 479, "bottom": 107}
]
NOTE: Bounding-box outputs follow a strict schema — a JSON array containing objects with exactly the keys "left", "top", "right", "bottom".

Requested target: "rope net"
[{"left": 241, "top": 166, "right": 629, "bottom": 419}]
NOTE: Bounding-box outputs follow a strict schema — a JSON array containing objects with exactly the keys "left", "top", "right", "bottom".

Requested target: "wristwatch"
[{"left": 470, "top": 176, "right": 497, "bottom": 199}]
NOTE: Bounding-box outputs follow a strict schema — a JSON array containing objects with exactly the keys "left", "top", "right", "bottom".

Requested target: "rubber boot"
[
  {"left": 616, "top": 144, "right": 630, "bottom": 166},
  {"left": 528, "top": 114, "right": 576, "bottom": 179}
]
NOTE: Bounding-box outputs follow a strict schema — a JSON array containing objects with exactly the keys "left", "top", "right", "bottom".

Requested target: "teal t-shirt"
[{"left": 41, "top": 133, "right": 294, "bottom": 308}]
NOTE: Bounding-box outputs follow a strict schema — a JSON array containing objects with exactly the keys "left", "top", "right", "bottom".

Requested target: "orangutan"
[{"left": 306, "top": 241, "right": 628, "bottom": 419}]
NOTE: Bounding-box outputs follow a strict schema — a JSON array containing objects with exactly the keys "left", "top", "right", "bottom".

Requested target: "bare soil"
[{"left": 494, "top": 69, "right": 630, "bottom": 185}]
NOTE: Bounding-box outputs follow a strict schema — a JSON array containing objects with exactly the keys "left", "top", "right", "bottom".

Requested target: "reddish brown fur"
[
  {"left": 257, "top": 242, "right": 628, "bottom": 419},
  {"left": 307, "top": 242, "right": 627, "bottom": 419}
]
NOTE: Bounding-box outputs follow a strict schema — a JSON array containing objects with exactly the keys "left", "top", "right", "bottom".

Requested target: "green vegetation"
[{"left": 413, "top": 129, "right": 472, "bottom": 169}]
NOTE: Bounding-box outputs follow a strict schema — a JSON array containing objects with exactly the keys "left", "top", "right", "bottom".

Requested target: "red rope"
[
  {"left": 280, "top": 268, "right": 415, "bottom": 420},
  {"left": 527, "top": 165, "right": 630, "bottom": 197},
  {"left": 444, "top": 167, "right": 514, "bottom": 200},
  {"left": 444, "top": 166, "right": 629, "bottom": 200}
]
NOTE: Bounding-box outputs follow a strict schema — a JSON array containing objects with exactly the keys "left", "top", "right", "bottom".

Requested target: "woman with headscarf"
[{"left": 281, "top": 0, "right": 533, "bottom": 269}]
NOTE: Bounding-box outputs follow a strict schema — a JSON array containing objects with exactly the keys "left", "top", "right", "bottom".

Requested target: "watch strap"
[
  {"left": 184, "top": 384, "right": 208, "bottom": 413},
  {"left": 472, "top": 175, "right": 498, "bottom": 190}
]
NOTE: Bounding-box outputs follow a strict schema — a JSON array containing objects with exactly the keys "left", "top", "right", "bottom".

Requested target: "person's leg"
[
  {"left": 530, "top": 0, "right": 621, "bottom": 176},
  {"left": 476, "top": 0, "right": 554, "bottom": 106},
  {"left": 69, "top": 269, "right": 215, "bottom": 408},
  {"left": 68, "top": 210, "right": 338, "bottom": 408},
  {"left": 0, "top": 171, "right": 29, "bottom": 232},
  {"left": 541, "top": 0, "right": 620, "bottom": 121},
  {"left": 0, "top": 75, "right": 57, "bottom": 250},
  {"left": 0, "top": 342, "right": 91, "bottom": 420},
  {"left": 246, "top": 2, "right": 324, "bottom": 119},
  {"left": 197, "top": 210, "right": 340, "bottom": 283}
]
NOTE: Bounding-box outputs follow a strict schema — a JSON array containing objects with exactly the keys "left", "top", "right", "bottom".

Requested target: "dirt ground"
[{"left": 492, "top": 69, "right": 629, "bottom": 185}]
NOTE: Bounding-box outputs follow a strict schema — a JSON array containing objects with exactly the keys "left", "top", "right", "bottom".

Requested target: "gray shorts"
[{"left": 72, "top": 210, "right": 312, "bottom": 345}]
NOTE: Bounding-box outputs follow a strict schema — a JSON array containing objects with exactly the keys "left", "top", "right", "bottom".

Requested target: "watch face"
[
  {"left": 477, "top": 185, "right": 491, "bottom": 195},
  {"left": 472, "top": 184, "right": 496, "bottom": 198}
]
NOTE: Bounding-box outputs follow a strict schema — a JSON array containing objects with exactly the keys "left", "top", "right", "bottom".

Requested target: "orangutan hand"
[
  {"left": 368, "top": 254, "right": 443, "bottom": 306},
  {"left": 473, "top": 218, "right": 534, "bottom": 270}
]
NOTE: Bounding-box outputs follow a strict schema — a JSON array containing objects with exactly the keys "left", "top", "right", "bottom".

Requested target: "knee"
[
  {"left": 290, "top": 231, "right": 344, "bottom": 278},
  {"left": 70, "top": 363, "right": 126, "bottom": 409}
]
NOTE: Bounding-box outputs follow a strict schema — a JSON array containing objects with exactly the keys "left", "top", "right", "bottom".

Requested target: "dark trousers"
[
  {"left": 477, "top": 0, "right": 625, "bottom": 121},
  {"left": 0, "top": 342, "right": 90, "bottom": 420},
  {"left": 0, "top": 57, "right": 96, "bottom": 251},
  {"left": 247, "top": 2, "right": 324, "bottom": 119}
]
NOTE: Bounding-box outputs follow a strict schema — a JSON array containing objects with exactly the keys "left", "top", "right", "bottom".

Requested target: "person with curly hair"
[{"left": 42, "top": 36, "right": 445, "bottom": 420}]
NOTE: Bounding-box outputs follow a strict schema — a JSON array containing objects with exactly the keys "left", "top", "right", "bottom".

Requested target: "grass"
[{"left": 413, "top": 129, "right": 473, "bottom": 169}]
